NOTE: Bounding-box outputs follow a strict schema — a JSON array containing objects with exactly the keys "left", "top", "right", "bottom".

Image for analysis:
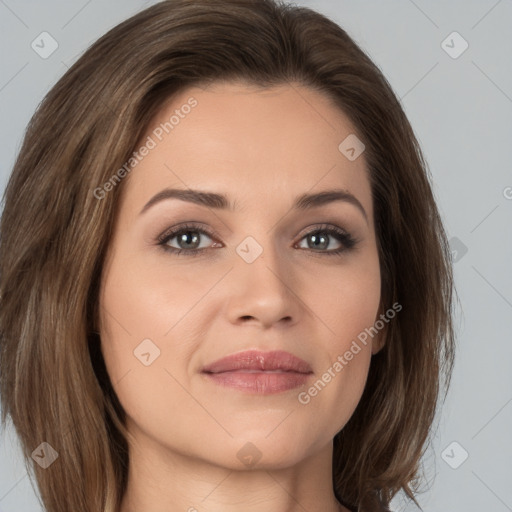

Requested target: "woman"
[{"left": 0, "top": 1, "right": 456, "bottom": 511}]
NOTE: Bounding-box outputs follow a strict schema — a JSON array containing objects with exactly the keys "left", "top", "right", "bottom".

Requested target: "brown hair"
[{"left": 0, "top": 1, "right": 456, "bottom": 511}]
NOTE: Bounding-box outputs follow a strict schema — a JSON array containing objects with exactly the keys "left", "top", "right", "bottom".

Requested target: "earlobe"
[
  {"left": 371, "top": 330, "right": 386, "bottom": 355},
  {"left": 371, "top": 304, "right": 388, "bottom": 355}
]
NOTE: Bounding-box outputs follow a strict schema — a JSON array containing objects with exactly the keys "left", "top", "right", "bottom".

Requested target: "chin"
[{"left": 221, "top": 430, "right": 319, "bottom": 470}]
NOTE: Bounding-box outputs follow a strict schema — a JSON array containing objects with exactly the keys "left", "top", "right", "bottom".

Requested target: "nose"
[{"left": 224, "top": 240, "right": 303, "bottom": 329}]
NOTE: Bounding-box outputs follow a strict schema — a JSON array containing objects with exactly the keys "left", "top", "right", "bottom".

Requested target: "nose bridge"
[
  {"left": 226, "top": 231, "right": 300, "bottom": 327},
  {"left": 238, "top": 233, "right": 290, "bottom": 294}
]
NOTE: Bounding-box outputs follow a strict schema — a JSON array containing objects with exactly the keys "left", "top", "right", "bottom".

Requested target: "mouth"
[{"left": 201, "top": 350, "right": 313, "bottom": 394}]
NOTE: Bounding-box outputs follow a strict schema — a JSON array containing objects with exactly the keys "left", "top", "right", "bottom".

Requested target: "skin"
[{"left": 98, "top": 81, "right": 386, "bottom": 512}]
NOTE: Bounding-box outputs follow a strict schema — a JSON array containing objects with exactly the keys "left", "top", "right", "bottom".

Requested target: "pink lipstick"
[{"left": 201, "top": 350, "right": 313, "bottom": 394}]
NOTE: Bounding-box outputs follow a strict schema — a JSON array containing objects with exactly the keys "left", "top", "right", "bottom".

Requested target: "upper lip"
[{"left": 202, "top": 350, "right": 313, "bottom": 374}]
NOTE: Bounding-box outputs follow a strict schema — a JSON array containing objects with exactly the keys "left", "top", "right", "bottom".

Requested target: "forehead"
[{"left": 122, "top": 81, "right": 372, "bottom": 221}]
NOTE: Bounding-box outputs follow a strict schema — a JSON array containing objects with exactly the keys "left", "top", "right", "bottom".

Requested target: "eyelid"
[
  {"left": 298, "top": 222, "right": 349, "bottom": 238},
  {"left": 156, "top": 222, "right": 221, "bottom": 245}
]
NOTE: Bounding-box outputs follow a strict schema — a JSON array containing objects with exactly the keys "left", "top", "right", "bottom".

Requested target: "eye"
[
  {"left": 295, "top": 224, "right": 357, "bottom": 256},
  {"left": 157, "top": 223, "right": 221, "bottom": 257}
]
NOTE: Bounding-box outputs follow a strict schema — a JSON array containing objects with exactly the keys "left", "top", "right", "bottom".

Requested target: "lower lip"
[{"left": 202, "top": 370, "right": 312, "bottom": 394}]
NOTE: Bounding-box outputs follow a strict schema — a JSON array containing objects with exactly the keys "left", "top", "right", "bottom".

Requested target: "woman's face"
[{"left": 99, "top": 81, "right": 384, "bottom": 470}]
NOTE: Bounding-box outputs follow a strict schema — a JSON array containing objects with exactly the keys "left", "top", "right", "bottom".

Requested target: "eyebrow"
[{"left": 139, "top": 187, "right": 368, "bottom": 223}]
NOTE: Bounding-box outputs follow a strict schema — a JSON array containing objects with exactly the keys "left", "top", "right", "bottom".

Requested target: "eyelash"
[{"left": 156, "top": 222, "right": 358, "bottom": 258}]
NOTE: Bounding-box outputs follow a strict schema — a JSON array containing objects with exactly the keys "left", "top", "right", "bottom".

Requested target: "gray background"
[{"left": 0, "top": 1, "right": 511, "bottom": 511}]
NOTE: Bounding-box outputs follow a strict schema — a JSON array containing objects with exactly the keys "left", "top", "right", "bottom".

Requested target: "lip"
[{"left": 201, "top": 350, "right": 313, "bottom": 394}]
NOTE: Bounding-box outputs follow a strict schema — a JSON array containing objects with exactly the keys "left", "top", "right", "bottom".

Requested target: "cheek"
[
  {"left": 97, "top": 264, "right": 198, "bottom": 439},
  {"left": 296, "top": 252, "right": 380, "bottom": 433},
  {"left": 307, "top": 251, "right": 381, "bottom": 348},
  {"left": 298, "top": 327, "right": 373, "bottom": 443},
  {"left": 97, "top": 247, "right": 214, "bottom": 415},
  {"left": 98, "top": 246, "right": 216, "bottom": 351}
]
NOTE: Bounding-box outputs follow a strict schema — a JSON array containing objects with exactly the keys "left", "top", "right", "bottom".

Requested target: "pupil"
[
  {"left": 179, "top": 231, "right": 199, "bottom": 249},
  {"left": 310, "top": 233, "right": 328, "bottom": 250}
]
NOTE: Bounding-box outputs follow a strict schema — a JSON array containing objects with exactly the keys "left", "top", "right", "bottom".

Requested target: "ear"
[
  {"left": 90, "top": 299, "right": 101, "bottom": 336},
  {"left": 371, "top": 327, "right": 386, "bottom": 355},
  {"left": 371, "top": 302, "right": 388, "bottom": 355}
]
